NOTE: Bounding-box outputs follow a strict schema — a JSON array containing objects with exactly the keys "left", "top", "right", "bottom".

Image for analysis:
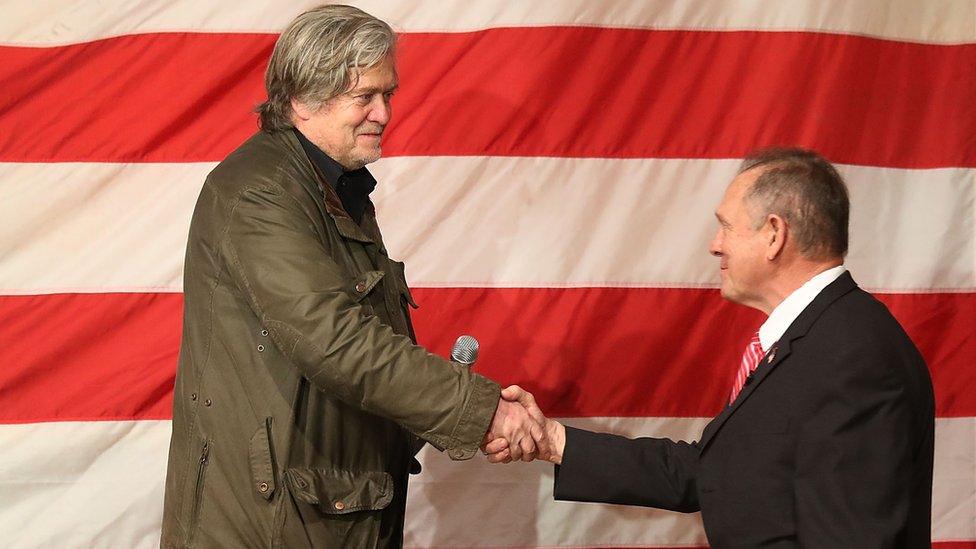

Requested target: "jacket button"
[
  {"left": 204, "top": 399, "right": 212, "bottom": 407},
  {"left": 190, "top": 393, "right": 197, "bottom": 401},
  {"left": 257, "top": 344, "right": 265, "bottom": 352},
  {"left": 355, "top": 282, "right": 367, "bottom": 293},
  {"left": 261, "top": 329, "right": 268, "bottom": 337},
  {"left": 334, "top": 501, "right": 345, "bottom": 511},
  {"left": 258, "top": 482, "right": 269, "bottom": 493}
]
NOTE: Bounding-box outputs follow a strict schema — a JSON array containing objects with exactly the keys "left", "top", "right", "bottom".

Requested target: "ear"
[
  {"left": 290, "top": 98, "right": 313, "bottom": 121},
  {"left": 765, "top": 214, "right": 787, "bottom": 261}
]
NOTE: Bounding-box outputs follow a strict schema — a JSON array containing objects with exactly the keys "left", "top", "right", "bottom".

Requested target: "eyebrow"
[{"left": 350, "top": 83, "right": 399, "bottom": 95}]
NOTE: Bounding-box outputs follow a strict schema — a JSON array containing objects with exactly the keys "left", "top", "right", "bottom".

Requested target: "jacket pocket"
[
  {"left": 349, "top": 270, "right": 385, "bottom": 316},
  {"left": 186, "top": 438, "right": 212, "bottom": 546},
  {"left": 283, "top": 468, "right": 393, "bottom": 514},
  {"left": 249, "top": 418, "right": 277, "bottom": 500}
]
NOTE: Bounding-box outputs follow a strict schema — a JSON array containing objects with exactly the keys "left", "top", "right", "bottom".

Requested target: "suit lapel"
[{"left": 698, "top": 272, "right": 858, "bottom": 452}]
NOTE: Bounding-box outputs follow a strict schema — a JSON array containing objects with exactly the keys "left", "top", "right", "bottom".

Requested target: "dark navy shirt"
[{"left": 294, "top": 129, "right": 376, "bottom": 224}]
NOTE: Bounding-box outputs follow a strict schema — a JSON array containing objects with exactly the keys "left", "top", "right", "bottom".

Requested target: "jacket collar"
[
  {"left": 697, "top": 271, "right": 858, "bottom": 452},
  {"left": 277, "top": 130, "right": 375, "bottom": 244}
]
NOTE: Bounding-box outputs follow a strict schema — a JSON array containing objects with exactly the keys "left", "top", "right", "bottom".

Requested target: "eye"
[
  {"left": 355, "top": 93, "right": 372, "bottom": 105},
  {"left": 383, "top": 91, "right": 395, "bottom": 101}
]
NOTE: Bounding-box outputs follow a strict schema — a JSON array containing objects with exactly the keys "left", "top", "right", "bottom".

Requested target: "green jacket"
[{"left": 161, "top": 130, "right": 500, "bottom": 548}]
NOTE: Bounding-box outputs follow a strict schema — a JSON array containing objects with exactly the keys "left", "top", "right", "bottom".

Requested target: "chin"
[
  {"left": 719, "top": 285, "right": 736, "bottom": 302},
  {"left": 355, "top": 148, "right": 382, "bottom": 167}
]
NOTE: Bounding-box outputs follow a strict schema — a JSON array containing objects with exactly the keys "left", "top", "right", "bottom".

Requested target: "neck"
[{"left": 757, "top": 258, "right": 843, "bottom": 314}]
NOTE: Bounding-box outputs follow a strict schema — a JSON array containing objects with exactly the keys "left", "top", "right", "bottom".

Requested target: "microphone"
[{"left": 451, "top": 335, "right": 479, "bottom": 367}]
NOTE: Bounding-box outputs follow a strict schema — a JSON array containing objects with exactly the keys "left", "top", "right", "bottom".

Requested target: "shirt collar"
[
  {"left": 294, "top": 128, "right": 348, "bottom": 189},
  {"left": 293, "top": 128, "right": 377, "bottom": 224},
  {"left": 758, "top": 265, "right": 847, "bottom": 351}
]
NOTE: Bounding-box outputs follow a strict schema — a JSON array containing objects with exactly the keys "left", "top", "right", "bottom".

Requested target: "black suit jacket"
[{"left": 554, "top": 273, "right": 935, "bottom": 548}]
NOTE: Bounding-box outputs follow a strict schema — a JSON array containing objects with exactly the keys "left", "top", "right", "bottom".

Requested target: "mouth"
[{"left": 357, "top": 124, "right": 385, "bottom": 138}]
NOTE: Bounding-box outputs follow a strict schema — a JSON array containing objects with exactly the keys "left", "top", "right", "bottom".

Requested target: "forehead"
[
  {"left": 717, "top": 169, "right": 760, "bottom": 216},
  {"left": 348, "top": 58, "right": 398, "bottom": 91}
]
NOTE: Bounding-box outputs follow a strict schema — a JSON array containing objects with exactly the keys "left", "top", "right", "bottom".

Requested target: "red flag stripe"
[
  {"left": 0, "top": 288, "right": 971, "bottom": 423},
  {"left": 1, "top": 29, "right": 973, "bottom": 167}
]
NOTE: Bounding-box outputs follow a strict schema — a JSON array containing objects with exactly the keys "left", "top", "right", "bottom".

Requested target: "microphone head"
[{"left": 451, "top": 335, "right": 479, "bottom": 366}]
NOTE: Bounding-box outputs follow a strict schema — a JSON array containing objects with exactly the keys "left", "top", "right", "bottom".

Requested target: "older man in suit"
[{"left": 486, "top": 148, "right": 935, "bottom": 547}]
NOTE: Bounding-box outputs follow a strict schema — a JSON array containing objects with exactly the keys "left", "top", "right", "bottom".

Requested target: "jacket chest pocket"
[{"left": 349, "top": 270, "right": 385, "bottom": 317}]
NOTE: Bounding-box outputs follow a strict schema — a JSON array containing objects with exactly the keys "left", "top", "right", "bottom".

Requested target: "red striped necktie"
[{"left": 729, "top": 332, "right": 764, "bottom": 404}]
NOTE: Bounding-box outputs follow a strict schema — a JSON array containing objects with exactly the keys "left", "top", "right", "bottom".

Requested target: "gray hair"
[
  {"left": 738, "top": 148, "right": 850, "bottom": 260},
  {"left": 257, "top": 4, "right": 396, "bottom": 132}
]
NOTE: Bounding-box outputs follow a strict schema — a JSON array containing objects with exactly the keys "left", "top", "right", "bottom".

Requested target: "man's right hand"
[
  {"left": 483, "top": 385, "right": 565, "bottom": 464},
  {"left": 485, "top": 393, "right": 550, "bottom": 462}
]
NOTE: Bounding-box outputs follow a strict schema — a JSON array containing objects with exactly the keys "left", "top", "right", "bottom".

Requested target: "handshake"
[{"left": 481, "top": 385, "right": 566, "bottom": 464}]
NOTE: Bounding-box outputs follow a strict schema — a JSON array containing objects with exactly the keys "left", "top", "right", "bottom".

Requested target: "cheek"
[{"left": 351, "top": 111, "right": 372, "bottom": 129}]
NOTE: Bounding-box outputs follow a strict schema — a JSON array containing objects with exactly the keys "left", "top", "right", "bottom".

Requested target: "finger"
[
  {"left": 508, "top": 437, "right": 524, "bottom": 461},
  {"left": 518, "top": 434, "right": 536, "bottom": 462},
  {"left": 517, "top": 389, "right": 537, "bottom": 407},
  {"left": 484, "top": 437, "right": 509, "bottom": 454},
  {"left": 480, "top": 431, "right": 494, "bottom": 449},
  {"left": 486, "top": 448, "right": 511, "bottom": 464},
  {"left": 530, "top": 422, "right": 551, "bottom": 457}
]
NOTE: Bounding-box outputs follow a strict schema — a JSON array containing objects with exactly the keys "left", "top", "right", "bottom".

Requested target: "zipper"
[{"left": 186, "top": 439, "right": 211, "bottom": 547}]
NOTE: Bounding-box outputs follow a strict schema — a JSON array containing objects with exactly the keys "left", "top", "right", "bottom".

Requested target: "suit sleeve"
[
  {"left": 554, "top": 426, "right": 701, "bottom": 512},
  {"left": 793, "top": 339, "right": 933, "bottom": 547},
  {"left": 220, "top": 183, "right": 499, "bottom": 460}
]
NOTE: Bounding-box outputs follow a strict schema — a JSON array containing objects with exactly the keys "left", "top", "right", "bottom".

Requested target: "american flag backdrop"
[{"left": 1, "top": 1, "right": 974, "bottom": 547}]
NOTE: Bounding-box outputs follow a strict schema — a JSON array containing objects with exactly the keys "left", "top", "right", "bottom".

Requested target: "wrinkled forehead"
[{"left": 345, "top": 57, "right": 398, "bottom": 92}]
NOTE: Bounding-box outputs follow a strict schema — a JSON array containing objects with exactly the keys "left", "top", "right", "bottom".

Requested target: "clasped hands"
[{"left": 482, "top": 385, "right": 565, "bottom": 464}]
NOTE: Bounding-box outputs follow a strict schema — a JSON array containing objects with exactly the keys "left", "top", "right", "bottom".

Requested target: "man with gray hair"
[
  {"left": 487, "top": 148, "right": 935, "bottom": 546},
  {"left": 161, "top": 5, "right": 545, "bottom": 547}
]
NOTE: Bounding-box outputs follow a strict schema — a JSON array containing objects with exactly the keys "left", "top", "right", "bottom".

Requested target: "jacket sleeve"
[
  {"left": 793, "top": 340, "right": 932, "bottom": 547},
  {"left": 220, "top": 183, "right": 500, "bottom": 460},
  {"left": 554, "top": 426, "right": 701, "bottom": 512}
]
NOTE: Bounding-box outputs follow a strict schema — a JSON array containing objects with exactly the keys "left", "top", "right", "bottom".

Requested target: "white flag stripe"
[
  {"left": 2, "top": 0, "right": 973, "bottom": 46},
  {"left": 408, "top": 416, "right": 976, "bottom": 546},
  {"left": 1, "top": 159, "right": 972, "bottom": 295},
  {"left": 0, "top": 420, "right": 170, "bottom": 549},
  {"left": 0, "top": 162, "right": 202, "bottom": 295},
  {"left": 0, "top": 417, "right": 970, "bottom": 548}
]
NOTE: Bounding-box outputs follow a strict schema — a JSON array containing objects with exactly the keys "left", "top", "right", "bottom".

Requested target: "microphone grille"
[{"left": 451, "top": 335, "right": 479, "bottom": 365}]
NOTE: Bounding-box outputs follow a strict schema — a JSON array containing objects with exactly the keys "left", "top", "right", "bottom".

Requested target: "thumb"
[{"left": 501, "top": 385, "right": 524, "bottom": 402}]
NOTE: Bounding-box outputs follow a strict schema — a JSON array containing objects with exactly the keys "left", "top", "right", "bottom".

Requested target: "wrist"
[{"left": 547, "top": 419, "right": 565, "bottom": 464}]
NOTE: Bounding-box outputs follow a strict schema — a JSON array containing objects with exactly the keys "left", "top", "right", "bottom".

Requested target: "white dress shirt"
[{"left": 757, "top": 265, "right": 847, "bottom": 352}]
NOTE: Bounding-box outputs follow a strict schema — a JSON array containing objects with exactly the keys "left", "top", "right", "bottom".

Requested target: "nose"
[
  {"left": 709, "top": 227, "right": 723, "bottom": 257},
  {"left": 367, "top": 95, "right": 392, "bottom": 125}
]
